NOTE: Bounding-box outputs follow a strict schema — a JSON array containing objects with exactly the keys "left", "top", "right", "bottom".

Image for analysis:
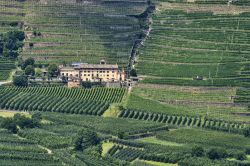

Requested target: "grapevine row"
[
  {"left": 118, "top": 108, "right": 246, "bottom": 134},
  {"left": 0, "top": 89, "right": 109, "bottom": 116},
  {"left": 3, "top": 87, "right": 126, "bottom": 103}
]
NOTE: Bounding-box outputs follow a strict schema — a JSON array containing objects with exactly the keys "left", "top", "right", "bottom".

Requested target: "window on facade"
[
  {"left": 62, "top": 73, "right": 64, "bottom": 76},
  {"left": 86, "top": 78, "right": 88, "bottom": 81},
  {"left": 84, "top": 74, "right": 86, "bottom": 76},
  {"left": 88, "top": 71, "right": 90, "bottom": 73},
  {"left": 107, "top": 74, "right": 109, "bottom": 77},
  {"left": 66, "top": 73, "right": 68, "bottom": 76},
  {"left": 70, "top": 74, "right": 72, "bottom": 76},
  {"left": 88, "top": 74, "right": 90, "bottom": 76},
  {"left": 112, "top": 71, "right": 115, "bottom": 73},
  {"left": 76, "top": 74, "right": 78, "bottom": 77},
  {"left": 107, "top": 71, "right": 109, "bottom": 73}
]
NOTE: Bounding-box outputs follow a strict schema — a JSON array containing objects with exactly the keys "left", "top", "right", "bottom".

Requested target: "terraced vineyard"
[
  {"left": 0, "top": 58, "right": 15, "bottom": 81},
  {"left": 0, "top": 87, "right": 127, "bottom": 115},
  {"left": 137, "top": 8, "right": 250, "bottom": 86},
  {"left": 0, "top": 129, "right": 60, "bottom": 166},
  {"left": 0, "top": 1, "right": 250, "bottom": 166},
  {"left": 17, "top": 0, "right": 147, "bottom": 66},
  {"left": 4, "top": 86, "right": 126, "bottom": 103}
]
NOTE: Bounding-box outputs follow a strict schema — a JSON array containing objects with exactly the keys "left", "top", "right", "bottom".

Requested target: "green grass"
[
  {"left": 133, "top": 159, "right": 178, "bottom": 166},
  {"left": 125, "top": 86, "right": 249, "bottom": 123},
  {"left": 0, "top": 110, "right": 31, "bottom": 118},
  {"left": 137, "top": 136, "right": 184, "bottom": 147},
  {"left": 156, "top": 128, "right": 250, "bottom": 150},
  {"left": 102, "top": 142, "right": 114, "bottom": 157}
]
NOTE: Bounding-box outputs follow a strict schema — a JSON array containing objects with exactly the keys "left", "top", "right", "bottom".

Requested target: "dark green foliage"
[
  {"left": 0, "top": 36, "right": 3, "bottom": 55},
  {"left": 246, "top": 147, "right": 250, "bottom": 154},
  {"left": 1, "top": 113, "right": 41, "bottom": 133},
  {"left": 117, "top": 131, "right": 127, "bottom": 139},
  {"left": 178, "top": 157, "right": 235, "bottom": 166},
  {"left": 130, "top": 69, "right": 137, "bottom": 77},
  {"left": 25, "top": 65, "right": 35, "bottom": 76},
  {"left": 207, "top": 148, "right": 228, "bottom": 160},
  {"left": 29, "top": 43, "right": 34, "bottom": 48},
  {"left": 82, "top": 81, "right": 92, "bottom": 89},
  {"left": 1, "top": 31, "right": 25, "bottom": 58},
  {"left": 235, "top": 152, "right": 247, "bottom": 161},
  {"left": 191, "top": 146, "right": 205, "bottom": 157},
  {"left": 13, "top": 75, "right": 28, "bottom": 87},
  {"left": 21, "top": 58, "right": 35, "bottom": 70},
  {"left": 1, "top": 118, "right": 18, "bottom": 133},
  {"left": 243, "top": 126, "right": 250, "bottom": 137},
  {"left": 48, "top": 64, "right": 58, "bottom": 77},
  {"left": 74, "top": 128, "right": 100, "bottom": 151}
]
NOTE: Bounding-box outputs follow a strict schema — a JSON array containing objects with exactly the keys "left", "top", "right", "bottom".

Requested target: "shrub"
[
  {"left": 191, "top": 146, "right": 205, "bottom": 157},
  {"left": 207, "top": 148, "right": 228, "bottom": 160},
  {"left": 13, "top": 75, "right": 28, "bottom": 87},
  {"left": 243, "top": 126, "right": 250, "bottom": 137},
  {"left": 235, "top": 152, "right": 246, "bottom": 161}
]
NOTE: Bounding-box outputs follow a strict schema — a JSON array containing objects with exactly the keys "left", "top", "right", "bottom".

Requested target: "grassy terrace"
[{"left": 125, "top": 84, "right": 249, "bottom": 123}]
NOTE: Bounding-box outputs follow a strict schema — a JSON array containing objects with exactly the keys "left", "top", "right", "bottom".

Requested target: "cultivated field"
[{"left": 0, "top": 0, "right": 250, "bottom": 166}]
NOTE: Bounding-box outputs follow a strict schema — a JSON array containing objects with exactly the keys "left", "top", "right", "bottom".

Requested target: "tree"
[
  {"left": 117, "top": 131, "right": 127, "bottom": 139},
  {"left": 130, "top": 69, "right": 137, "bottom": 77},
  {"left": 207, "top": 148, "right": 228, "bottom": 160},
  {"left": 31, "top": 112, "right": 42, "bottom": 126},
  {"left": 0, "top": 36, "right": 4, "bottom": 55},
  {"left": 48, "top": 64, "right": 58, "bottom": 77},
  {"left": 8, "top": 50, "right": 18, "bottom": 58},
  {"left": 243, "top": 126, "right": 250, "bottom": 137},
  {"left": 13, "top": 113, "right": 35, "bottom": 129},
  {"left": 21, "top": 58, "right": 35, "bottom": 70},
  {"left": 1, "top": 118, "right": 18, "bottom": 134},
  {"left": 191, "top": 146, "right": 205, "bottom": 157},
  {"left": 246, "top": 147, "right": 250, "bottom": 155},
  {"left": 29, "top": 43, "right": 34, "bottom": 48},
  {"left": 235, "top": 152, "right": 246, "bottom": 161},
  {"left": 82, "top": 81, "right": 92, "bottom": 89},
  {"left": 1, "top": 30, "right": 25, "bottom": 59},
  {"left": 25, "top": 65, "right": 35, "bottom": 76},
  {"left": 6, "top": 30, "right": 25, "bottom": 41},
  {"left": 13, "top": 75, "right": 28, "bottom": 87},
  {"left": 74, "top": 128, "right": 100, "bottom": 151},
  {"left": 1, "top": 113, "right": 41, "bottom": 133}
]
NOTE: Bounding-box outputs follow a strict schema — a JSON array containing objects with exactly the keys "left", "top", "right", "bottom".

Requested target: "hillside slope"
[{"left": 1, "top": 0, "right": 149, "bottom": 67}]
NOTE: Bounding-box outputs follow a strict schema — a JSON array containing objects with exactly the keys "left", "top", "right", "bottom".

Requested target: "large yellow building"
[{"left": 60, "top": 61, "right": 126, "bottom": 83}]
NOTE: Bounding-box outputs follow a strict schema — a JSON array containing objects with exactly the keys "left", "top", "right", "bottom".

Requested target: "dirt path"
[
  {"left": 0, "top": 81, "right": 11, "bottom": 86},
  {"left": 38, "top": 145, "right": 52, "bottom": 154}
]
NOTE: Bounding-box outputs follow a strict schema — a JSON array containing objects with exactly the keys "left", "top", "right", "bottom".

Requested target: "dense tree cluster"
[
  {"left": 74, "top": 128, "right": 100, "bottom": 151},
  {"left": 0, "top": 31, "right": 25, "bottom": 58},
  {"left": 13, "top": 75, "right": 28, "bottom": 87},
  {"left": 0, "top": 112, "right": 42, "bottom": 133}
]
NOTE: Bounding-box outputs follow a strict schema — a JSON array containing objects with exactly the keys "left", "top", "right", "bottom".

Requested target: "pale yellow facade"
[{"left": 60, "top": 63, "right": 125, "bottom": 82}]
